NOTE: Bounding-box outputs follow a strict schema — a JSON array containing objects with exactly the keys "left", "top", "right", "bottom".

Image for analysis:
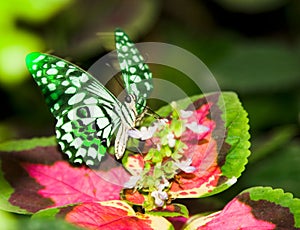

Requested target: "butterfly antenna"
[{"left": 144, "top": 105, "right": 162, "bottom": 119}]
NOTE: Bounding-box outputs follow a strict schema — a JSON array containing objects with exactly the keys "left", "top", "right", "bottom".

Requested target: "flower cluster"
[{"left": 124, "top": 102, "right": 215, "bottom": 210}]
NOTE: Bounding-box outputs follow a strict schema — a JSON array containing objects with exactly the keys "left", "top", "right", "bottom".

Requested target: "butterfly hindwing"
[
  {"left": 26, "top": 52, "right": 121, "bottom": 166},
  {"left": 115, "top": 28, "right": 153, "bottom": 114}
]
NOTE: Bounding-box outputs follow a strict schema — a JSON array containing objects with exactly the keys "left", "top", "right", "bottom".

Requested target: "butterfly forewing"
[
  {"left": 115, "top": 28, "right": 153, "bottom": 114},
  {"left": 26, "top": 52, "right": 121, "bottom": 166}
]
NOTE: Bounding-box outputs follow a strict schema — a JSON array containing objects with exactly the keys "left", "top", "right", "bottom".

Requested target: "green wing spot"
[
  {"left": 26, "top": 52, "right": 43, "bottom": 67},
  {"left": 115, "top": 28, "right": 153, "bottom": 114}
]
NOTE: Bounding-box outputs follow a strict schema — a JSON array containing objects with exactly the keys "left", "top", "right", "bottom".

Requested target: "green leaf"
[
  {"left": 240, "top": 142, "right": 300, "bottom": 198},
  {"left": 46, "top": 1, "right": 160, "bottom": 57},
  {"left": 0, "top": 164, "right": 25, "bottom": 213},
  {"left": 147, "top": 203, "right": 189, "bottom": 218},
  {"left": 218, "top": 92, "right": 251, "bottom": 178},
  {"left": 249, "top": 125, "right": 298, "bottom": 163},
  {"left": 0, "top": 30, "right": 44, "bottom": 86},
  {"left": 0, "top": 136, "right": 56, "bottom": 152},
  {"left": 243, "top": 186, "right": 300, "bottom": 228},
  {"left": 0, "top": 210, "right": 18, "bottom": 230},
  {"left": 211, "top": 42, "right": 300, "bottom": 93},
  {"left": 21, "top": 218, "right": 80, "bottom": 230},
  {"left": 15, "top": 0, "right": 72, "bottom": 23},
  {"left": 214, "top": 0, "right": 288, "bottom": 13}
]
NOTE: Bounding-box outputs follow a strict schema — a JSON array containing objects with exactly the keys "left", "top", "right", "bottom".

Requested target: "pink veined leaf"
[
  {"left": 169, "top": 103, "right": 221, "bottom": 198},
  {"left": 62, "top": 201, "right": 173, "bottom": 230},
  {"left": 193, "top": 197, "right": 276, "bottom": 229},
  {"left": 122, "top": 93, "right": 250, "bottom": 207},
  {"left": 185, "top": 187, "right": 300, "bottom": 230},
  {"left": 22, "top": 161, "right": 127, "bottom": 207}
]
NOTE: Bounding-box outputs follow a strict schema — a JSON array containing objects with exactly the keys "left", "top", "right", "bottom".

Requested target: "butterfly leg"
[{"left": 115, "top": 124, "right": 129, "bottom": 159}]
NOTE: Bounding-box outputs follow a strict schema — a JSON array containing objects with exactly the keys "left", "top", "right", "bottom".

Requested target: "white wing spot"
[
  {"left": 61, "top": 122, "right": 73, "bottom": 132},
  {"left": 65, "top": 87, "right": 76, "bottom": 94},
  {"left": 129, "top": 67, "right": 136, "bottom": 74},
  {"left": 46, "top": 68, "right": 58, "bottom": 75},
  {"left": 86, "top": 160, "right": 94, "bottom": 165},
  {"left": 80, "top": 73, "right": 89, "bottom": 83},
  {"left": 56, "top": 130, "right": 61, "bottom": 138},
  {"left": 87, "top": 147, "right": 97, "bottom": 158},
  {"left": 122, "top": 46, "right": 128, "bottom": 52},
  {"left": 68, "top": 92, "right": 85, "bottom": 105},
  {"left": 70, "top": 77, "right": 81, "bottom": 88},
  {"left": 33, "top": 55, "right": 45, "bottom": 63},
  {"left": 120, "top": 60, "right": 126, "bottom": 70},
  {"left": 37, "top": 70, "right": 42, "bottom": 77},
  {"left": 54, "top": 103, "right": 60, "bottom": 110},
  {"left": 115, "top": 31, "right": 124, "bottom": 36},
  {"left": 84, "top": 97, "right": 98, "bottom": 104},
  {"left": 82, "top": 118, "right": 95, "bottom": 125},
  {"left": 56, "top": 118, "right": 63, "bottom": 128},
  {"left": 145, "top": 82, "right": 151, "bottom": 90},
  {"left": 66, "top": 69, "right": 74, "bottom": 76},
  {"left": 130, "top": 75, "right": 141, "bottom": 82},
  {"left": 97, "top": 117, "right": 110, "bottom": 129},
  {"left": 61, "top": 133, "right": 73, "bottom": 143},
  {"left": 56, "top": 61, "right": 66, "bottom": 67},
  {"left": 48, "top": 83, "right": 56, "bottom": 91},
  {"left": 116, "top": 43, "right": 122, "bottom": 49},
  {"left": 75, "top": 148, "right": 87, "bottom": 158},
  {"left": 62, "top": 80, "right": 70, "bottom": 86},
  {"left": 130, "top": 48, "right": 137, "bottom": 54},
  {"left": 138, "top": 63, "right": 145, "bottom": 70},
  {"left": 103, "top": 126, "right": 112, "bottom": 139},
  {"left": 65, "top": 150, "right": 72, "bottom": 158},
  {"left": 41, "top": 77, "right": 47, "bottom": 84},
  {"left": 58, "top": 141, "right": 65, "bottom": 150},
  {"left": 71, "top": 137, "right": 83, "bottom": 148},
  {"left": 74, "top": 158, "right": 83, "bottom": 164}
]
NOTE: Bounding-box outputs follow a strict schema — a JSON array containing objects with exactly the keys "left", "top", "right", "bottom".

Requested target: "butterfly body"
[{"left": 26, "top": 29, "right": 152, "bottom": 166}]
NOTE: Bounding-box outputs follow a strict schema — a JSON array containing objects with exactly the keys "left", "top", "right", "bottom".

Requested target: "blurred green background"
[{"left": 0, "top": 0, "right": 300, "bottom": 219}]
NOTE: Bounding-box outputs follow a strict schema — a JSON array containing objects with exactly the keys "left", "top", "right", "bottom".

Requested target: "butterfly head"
[{"left": 124, "top": 94, "right": 136, "bottom": 105}]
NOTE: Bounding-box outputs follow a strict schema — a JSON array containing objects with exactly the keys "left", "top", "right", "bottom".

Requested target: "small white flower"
[
  {"left": 180, "top": 110, "right": 193, "bottom": 119},
  {"left": 124, "top": 175, "right": 141, "bottom": 189},
  {"left": 186, "top": 122, "right": 209, "bottom": 134},
  {"left": 156, "top": 118, "right": 168, "bottom": 126},
  {"left": 167, "top": 132, "right": 176, "bottom": 148},
  {"left": 128, "top": 126, "right": 156, "bottom": 140},
  {"left": 128, "top": 129, "right": 143, "bottom": 139},
  {"left": 174, "top": 158, "right": 196, "bottom": 173},
  {"left": 128, "top": 119, "right": 167, "bottom": 141},
  {"left": 151, "top": 190, "right": 168, "bottom": 207},
  {"left": 157, "top": 177, "right": 170, "bottom": 191}
]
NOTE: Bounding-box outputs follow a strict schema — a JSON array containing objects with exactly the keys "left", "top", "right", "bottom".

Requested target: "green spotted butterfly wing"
[
  {"left": 115, "top": 28, "right": 153, "bottom": 114},
  {"left": 26, "top": 52, "right": 122, "bottom": 166},
  {"left": 26, "top": 29, "right": 153, "bottom": 166}
]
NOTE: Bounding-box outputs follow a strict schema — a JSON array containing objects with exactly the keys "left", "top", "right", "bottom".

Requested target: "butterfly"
[{"left": 25, "top": 28, "right": 153, "bottom": 166}]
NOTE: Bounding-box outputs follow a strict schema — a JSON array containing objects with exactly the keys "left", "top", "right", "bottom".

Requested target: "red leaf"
[
  {"left": 64, "top": 201, "right": 173, "bottom": 230},
  {"left": 22, "top": 161, "right": 127, "bottom": 208},
  {"left": 169, "top": 103, "right": 221, "bottom": 198},
  {"left": 122, "top": 189, "right": 145, "bottom": 205}
]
